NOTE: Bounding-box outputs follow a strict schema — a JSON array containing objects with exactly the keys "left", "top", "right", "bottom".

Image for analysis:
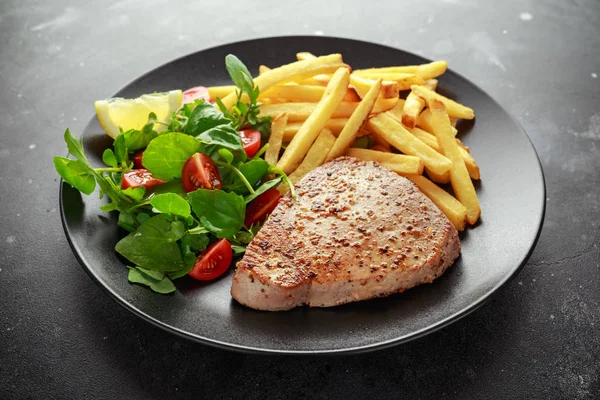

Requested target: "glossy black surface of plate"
[{"left": 60, "top": 36, "right": 545, "bottom": 354}]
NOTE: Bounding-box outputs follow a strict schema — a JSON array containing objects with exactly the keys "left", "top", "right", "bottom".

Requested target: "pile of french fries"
[{"left": 209, "top": 53, "right": 481, "bottom": 230}]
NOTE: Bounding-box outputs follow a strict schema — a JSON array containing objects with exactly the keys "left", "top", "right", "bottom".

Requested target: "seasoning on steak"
[{"left": 231, "top": 157, "right": 460, "bottom": 311}]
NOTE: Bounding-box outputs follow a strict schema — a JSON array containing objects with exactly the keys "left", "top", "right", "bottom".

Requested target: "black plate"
[{"left": 60, "top": 36, "right": 545, "bottom": 354}]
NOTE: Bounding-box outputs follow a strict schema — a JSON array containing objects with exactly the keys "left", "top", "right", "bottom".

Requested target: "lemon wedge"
[{"left": 94, "top": 90, "right": 182, "bottom": 139}]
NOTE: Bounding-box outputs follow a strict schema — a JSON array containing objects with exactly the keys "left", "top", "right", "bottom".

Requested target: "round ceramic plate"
[{"left": 60, "top": 36, "right": 545, "bottom": 354}]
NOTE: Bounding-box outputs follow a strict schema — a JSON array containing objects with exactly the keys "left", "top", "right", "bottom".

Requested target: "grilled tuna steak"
[{"left": 231, "top": 157, "right": 460, "bottom": 311}]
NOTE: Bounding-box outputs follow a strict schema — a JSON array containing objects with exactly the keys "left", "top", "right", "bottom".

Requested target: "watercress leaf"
[
  {"left": 253, "top": 116, "right": 272, "bottom": 141},
  {"left": 122, "top": 186, "right": 146, "bottom": 202},
  {"left": 143, "top": 179, "right": 187, "bottom": 200},
  {"left": 100, "top": 202, "right": 120, "bottom": 212},
  {"left": 63, "top": 129, "right": 88, "bottom": 164},
  {"left": 167, "top": 263, "right": 194, "bottom": 280},
  {"left": 166, "top": 220, "right": 186, "bottom": 242},
  {"left": 127, "top": 267, "right": 176, "bottom": 294},
  {"left": 244, "top": 176, "right": 282, "bottom": 203},
  {"left": 113, "top": 134, "right": 128, "bottom": 165},
  {"left": 231, "top": 244, "right": 246, "bottom": 257},
  {"left": 227, "top": 159, "right": 270, "bottom": 194},
  {"left": 121, "top": 128, "right": 158, "bottom": 151},
  {"left": 188, "top": 189, "right": 245, "bottom": 238},
  {"left": 196, "top": 124, "right": 244, "bottom": 153},
  {"left": 225, "top": 54, "right": 254, "bottom": 95},
  {"left": 136, "top": 212, "right": 151, "bottom": 225},
  {"left": 115, "top": 214, "right": 185, "bottom": 272},
  {"left": 142, "top": 132, "right": 201, "bottom": 181},
  {"left": 118, "top": 211, "right": 137, "bottom": 232},
  {"left": 218, "top": 148, "right": 234, "bottom": 164},
  {"left": 214, "top": 97, "right": 234, "bottom": 120},
  {"left": 150, "top": 193, "right": 190, "bottom": 218},
  {"left": 236, "top": 101, "right": 248, "bottom": 116},
  {"left": 181, "top": 232, "right": 209, "bottom": 252},
  {"left": 54, "top": 157, "right": 96, "bottom": 195},
  {"left": 184, "top": 102, "right": 230, "bottom": 136},
  {"left": 102, "top": 149, "right": 118, "bottom": 167}
]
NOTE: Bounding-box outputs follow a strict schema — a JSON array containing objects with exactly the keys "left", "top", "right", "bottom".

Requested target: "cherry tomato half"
[
  {"left": 244, "top": 188, "right": 282, "bottom": 227},
  {"left": 239, "top": 129, "right": 261, "bottom": 158},
  {"left": 182, "top": 86, "right": 211, "bottom": 104},
  {"left": 132, "top": 150, "right": 144, "bottom": 169},
  {"left": 181, "top": 153, "right": 222, "bottom": 193},
  {"left": 188, "top": 239, "right": 233, "bottom": 281},
  {"left": 122, "top": 169, "right": 165, "bottom": 190}
]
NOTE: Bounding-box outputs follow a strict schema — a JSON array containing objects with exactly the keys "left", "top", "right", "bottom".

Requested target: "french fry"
[
  {"left": 260, "top": 102, "right": 359, "bottom": 122},
  {"left": 207, "top": 85, "right": 235, "bottom": 100},
  {"left": 288, "top": 129, "right": 336, "bottom": 183},
  {"left": 370, "top": 129, "right": 392, "bottom": 152},
  {"left": 349, "top": 74, "right": 399, "bottom": 99},
  {"left": 368, "top": 113, "right": 452, "bottom": 176},
  {"left": 429, "top": 99, "right": 480, "bottom": 224},
  {"left": 277, "top": 67, "right": 350, "bottom": 174},
  {"left": 261, "top": 99, "right": 394, "bottom": 122},
  {"left": 386, "top": 98, "right": 406, "bottom": 123},
  {"left": 353, "top": 61, "right": 446, "bottom": 77},
  {"left": 402, "top": 91, "right": 426, "bottom": 128},
  {"left": 426, "top": 168, "right": 450, "bottom": 184},
  {"left": 450, "top": 117, "right": 457, "bottom": 127},
  {"left": 326, "top": 78, "right": 382, "bottom": 161},
  {"left": 296, "top": 52, "right": 317, "bottom": 61},
  {"left": 351, "top": 72, "right": 425, "bottom": 90},
  {"left": 346, "top": 148, "right": 424, "bottom": 176},
  {"left": 411, "top": 85, "right": 475, "bottom": 119},
  {"left": 298, "top": 75, "right": 330, "bottom": 86},
  {"left": 370, "top": 144, "right": 391, "bottom": 153},
  {"left": 408, "top": 175, "right": 467, "bottom": 231},
  {"left": 259, "top": 65, "right": 270, "bottom": 75},
  {"left": 415, "top": 61, "right": 447, "bottom": 80},
  {"left": 283, "top": 118, "right": 348, "bottom": 141},
  {"left": 417, "top": 109, "right": 458, "bottom": 136},
  {"left": 424, "top": 79, "right": 438, "bottom": 91},
  {"left": 408, "top": 126, "right": 480, "bottom": 180},
  {"left": 259, "top": 85, "right": 358, "bottom": 103},
  {"left": 220, "top": 54, "right": 348, "bottom": 109},
  {"left": 265, "top": 113, "right": 287, "bottom": 166}
]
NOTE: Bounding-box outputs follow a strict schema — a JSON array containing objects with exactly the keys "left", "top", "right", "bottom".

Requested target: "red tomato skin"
[
  {"left": 239, "top": 129, "right": 261, "bottom": 158},
  {"left": 132, "top": 150, "right": 144, "bottom": 169},
  {"left": 182, "top": 86, "right": 211, "bottom": 104},
  {"left": 122, "top": 169, "right": 165, "bottom": 189},
  {"left": 181, "top": 153, "right": 222, "bottom": 193},
  {"left": 188, "top": 239, "right": 233, "bottom": 281},
  {"left": 244, "top": 188, "right": 282, "bottom": 227}
]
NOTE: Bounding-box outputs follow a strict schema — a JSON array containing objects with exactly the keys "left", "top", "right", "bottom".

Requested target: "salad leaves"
[{"left": 55, "top": 54, "right": 293, "bottom": 294}]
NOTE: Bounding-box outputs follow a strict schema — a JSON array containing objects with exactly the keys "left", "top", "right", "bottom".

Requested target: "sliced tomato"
[
  {"left": 122, "top": 169, "right": 165, "bottom": 189},
  {"left": 188, "top": 239, "right": 233, "bottom": 281},
  {"left": 182, "top": 86, "right": 211, "bottom": 104},
  {"left": 244, "top": 188, "right": 282, "bottom": 227},
  {"left": 132, "top": 150, "right": 144, "bottom": 169},
  {"left": 181, "top": 153, "right": 222, "bottom": 193},
  {"left": 239, "top": 129, "right": 261, "bottom": 158}
]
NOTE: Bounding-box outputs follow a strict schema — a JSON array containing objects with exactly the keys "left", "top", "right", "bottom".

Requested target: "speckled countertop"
[{"left": 1, "top": 0, "right": 599, "bottom": 399}]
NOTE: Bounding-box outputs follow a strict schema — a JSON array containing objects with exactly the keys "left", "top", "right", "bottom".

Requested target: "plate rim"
[{"left": 59, "top": 35, "right": 547, "bottom": 355}]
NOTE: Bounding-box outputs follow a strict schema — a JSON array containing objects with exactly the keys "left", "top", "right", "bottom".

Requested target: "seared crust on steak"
[{"left": 231, "top": 157, "right": 460, "bottom": 311}]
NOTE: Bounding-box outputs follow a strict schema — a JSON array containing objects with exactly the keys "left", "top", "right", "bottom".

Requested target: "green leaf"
[
  {"left": 184, "top": 102, "right": 231, "bottom": 136},
  {"left": 350, "top": 135, "right": 372, "bottom": 149},
  {"left": 54, "top": 157, "right": 96, "bottom": 195},
  {"left": 181, "top": 232, "right": 209, "bottom": 252},
  {"left": 127, "top": 267, "right": 176, "bottom": 294},
  {"left": 188, "top": 189, "right": 245, "bottom": 238},
  {"left": 166, "top": 220, "right": 186, "bottom": 242},
  {"left": 225, "top": 54, "right": 254, "bottom": 95},
  {"left": 122, "top": 186, "right": 146, "bottom": 202},
  {"left": 196, "top": 125, "right": 245, "bottom": 160},
  {"left": 231, "top": 244, "right": 246, "bottom": 257},
  {"left": 150, "top": 193, "right": 191, "bottom": 218},
  {"left": 102, "top": 149, "right": 118, "bottom": 167},
  {"left": 143, "top": 179, "right": 187, "bottom": 200},
  {"left": 218, "top": 148, "right": 234, "bottom": 164},
  {"left": 226, "top": 159, "right": 269, "bottom": 194},
  {"left": 118, "top": 211, "right": 137, "bottom": 232},
  {"left": 253, "top": 116, "right": 272, "bottom": 141},
  {"left": 142, "top": 132, "right": 201, "bottom": 181},
  {"left": 121, "top": 128, "right": 158, "bottom": 151},
  {"left": 244, "top": 177, "right": 281, "bottom": 203},
  {"left": 114, "top": 134, "right": 127, "bottom": 165},
  {"left": 63, "top": 129, "right": 87, "bottom": 163},
  {"left": 136, "top": 212, "right": 151, "bottom": 225},
  {"left": 115, "top": 214, "right": 186, "bottom": 272},
  {"left": 100, "top": 202, "right": 120, "bottom": 212}
]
